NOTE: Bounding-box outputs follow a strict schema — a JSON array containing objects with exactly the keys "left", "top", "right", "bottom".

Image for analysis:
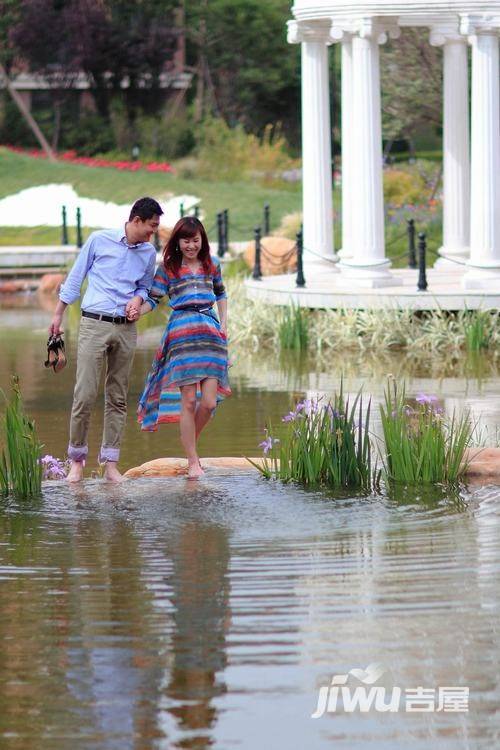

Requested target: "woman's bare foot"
[
  {"left": 187, "top": 460, "right": 204, "bottom": 480},
  {"left": 66, "top": 461, "right": 84, "bottom": 483},
  {"left": 104, "top": 462, "right": 124, "bottom": 483}
]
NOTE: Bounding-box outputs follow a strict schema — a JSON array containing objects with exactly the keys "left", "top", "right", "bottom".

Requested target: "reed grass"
[
  {"left": 228, "top": 279, "right": 500, "bottom": 355},
  {"left": 380, "top": 379, "right": 473, "bottom": 484},
  {"left": 251, "top": 384, "right": 377, "bottom": 490},
  {"left": 278, "top": 303, "right": 309, "bottom": 352},
  {"left": 464, "top": 310, "right": 492, "bottom": 352},
  {"left": 1, "top": 376, "right": 43, "bottom": 498}
]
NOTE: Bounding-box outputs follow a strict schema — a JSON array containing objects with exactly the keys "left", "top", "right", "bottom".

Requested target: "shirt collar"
[{"left": 117, "top": 226, "right": 141, "bottom": 248}]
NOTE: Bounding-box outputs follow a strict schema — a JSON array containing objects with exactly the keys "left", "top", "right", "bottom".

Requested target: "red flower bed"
[{"left": 4, "top": 145, "right": 174, "bottom": 173}]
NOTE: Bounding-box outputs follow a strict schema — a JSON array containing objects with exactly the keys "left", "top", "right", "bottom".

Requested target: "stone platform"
[{"left": 245, "top": 267, "right": 500, "bottom": 311}]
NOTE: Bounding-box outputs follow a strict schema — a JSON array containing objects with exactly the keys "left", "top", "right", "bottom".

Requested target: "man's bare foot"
[
  {"left": 66, "top": 461, "right": 84, "bottom": 483},
  {"left": 187, "top": 460, "right": 204, "bottom": 480},
  {"left": 104, "top": 462, "right": 124, "bottom": 483}
]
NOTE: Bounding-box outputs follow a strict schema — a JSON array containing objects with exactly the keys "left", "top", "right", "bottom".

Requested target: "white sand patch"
[{"left": 0, "top": 184, "right": 199, "bottom": 227}]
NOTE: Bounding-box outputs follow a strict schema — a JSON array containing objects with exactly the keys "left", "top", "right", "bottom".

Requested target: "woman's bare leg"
[
  {"left": 195, "top": 378, "right": 218, "bottom": 439},
  {"left": 180, "top": 384, "right": 203, "bottom": 478}
]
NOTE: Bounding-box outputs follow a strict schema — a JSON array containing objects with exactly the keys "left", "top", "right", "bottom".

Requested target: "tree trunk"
[{"left": 0, "top": 63, "right": 56, "bottom": 161}]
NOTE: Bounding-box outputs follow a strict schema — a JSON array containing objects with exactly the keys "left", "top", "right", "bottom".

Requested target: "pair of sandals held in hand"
[{"left": 45, "top": 334, "right": 67, "bottom": 373}]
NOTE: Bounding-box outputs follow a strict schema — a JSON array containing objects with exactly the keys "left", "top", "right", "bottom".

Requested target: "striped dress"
[{"left": 138, "top": 255, "right": 231, "bottom": 431}]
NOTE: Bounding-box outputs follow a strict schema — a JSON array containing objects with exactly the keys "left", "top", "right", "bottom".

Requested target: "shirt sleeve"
[
  {"left": 212, "top": 257, "right": 226, "bottom": 300},
  {"left": 146, "top": 265, "right": 170, "bottom": 310},
  {"left": 134, "top": 250, "right": 156, "bottom": 301},
  {"left": 59, "top": 234, "right": 96, "bottom": 305}
]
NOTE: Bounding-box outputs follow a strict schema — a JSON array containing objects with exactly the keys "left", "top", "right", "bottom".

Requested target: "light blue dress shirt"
[{"left": 59, "top": 228, "right": 157, "bottom": 316}]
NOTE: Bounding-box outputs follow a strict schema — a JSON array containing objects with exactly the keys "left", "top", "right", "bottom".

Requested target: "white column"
[
  {"left": 338, "top": 21, "right": 398, "bottom": 287},
  {"left": 430, "top": 30, "right": 470, "bottom": 269},
  {"left": 461, "top": 19, "right": 500, "bottom": 289},
  {"left": 288, "top": 21, "right": 337, "bottom": 275},
  {"left": 338, "top": 35, "right": 354, "bottom": 260}
]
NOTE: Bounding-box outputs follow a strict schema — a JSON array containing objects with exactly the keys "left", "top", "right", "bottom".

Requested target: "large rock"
[
  {"left": 243, "top": 236, "right": 296, "bottom": 276},
  {"left": 0, "top": 279, "right": 36, "bottom": 293},
  {"left": 39, "top": 273, "right": 65, "bottom": 294},
  {"left": 157, "top": 226, "right": 172, "bottom": 250},
  {"left": 463, "top": 447, "right": 500, "bottom": 480},
  {"left": 125, "top": 456, "right": 265, "bottom": 478}
]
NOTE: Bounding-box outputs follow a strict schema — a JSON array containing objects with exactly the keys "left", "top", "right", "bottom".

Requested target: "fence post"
[
  {"left": 216, "top": 212, "right": 224, "bottom": 257},
  {"left": 296, "top": 228, "right": 306, "bottom": 288},
  {"left": 76, "top": 207, "right": 83, "bottom": 248},
  {"left": 180, "top": 202, "right": 185, "bottom": 218},
  {"left": 252, "top": 227, "right": 262, "bottom": 280},
  {"left": 417, "top": 232, "right": 428, "bottom": 291},
  {"left": 223, "top": 208, "right": 229, "bottom": 255},
  {"left": 61, "top": 205, "right": 68, "bottom": 245},
  {"left": 264, "top": 203, "right": 270, "bottom": 235},
  {"left": 407, "top": 218, "right": 417, "bottom": 269},
  {"left": 194, "top": 205, "right": 200, "bottom": 219}
]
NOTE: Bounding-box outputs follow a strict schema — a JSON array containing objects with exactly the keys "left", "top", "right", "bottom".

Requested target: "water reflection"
[
  {"left": 163, "top": 513, "right": 230, "bottom": 748},
  {"left": 0, "top": 472, "right": 498, "bottom": 747}
]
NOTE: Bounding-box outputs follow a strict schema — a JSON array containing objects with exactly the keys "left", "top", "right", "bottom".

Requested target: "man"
[{"left": 49, "top": 196, "right": 163, "bottom": 483}]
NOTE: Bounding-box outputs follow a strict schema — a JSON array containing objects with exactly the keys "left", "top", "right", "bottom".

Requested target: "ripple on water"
[{"left": 0, "top": 475, "right": 499, "bottom": 749}]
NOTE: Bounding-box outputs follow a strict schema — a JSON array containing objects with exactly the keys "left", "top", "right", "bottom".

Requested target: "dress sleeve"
[
  {"left": 212, "top": 257, "right": 226, "bottom": 301},
  {"left": 147, "top": 265, "right": 170, "bottom": 310}
]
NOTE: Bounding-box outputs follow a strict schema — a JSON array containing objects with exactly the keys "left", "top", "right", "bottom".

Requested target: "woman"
[{"left": 137, "top": 217, "right": 231, "bottom": 478}]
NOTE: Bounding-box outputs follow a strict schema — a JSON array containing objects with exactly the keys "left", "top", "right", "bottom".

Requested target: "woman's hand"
[{"left": 125, "top": 296, "right": 142, "bottom": 321}]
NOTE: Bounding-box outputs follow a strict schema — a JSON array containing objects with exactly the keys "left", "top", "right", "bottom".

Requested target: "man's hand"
[
  {"left": 126, "top": 296, "right": 142, "bottom": 321},
  {"left": 49, "top": 313, "right": 64, "bottom": 336}
]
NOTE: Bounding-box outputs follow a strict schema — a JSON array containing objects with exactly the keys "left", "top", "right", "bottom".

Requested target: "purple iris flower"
[{"left": 415, "top": 393, "right": 439, "bottom": 405}]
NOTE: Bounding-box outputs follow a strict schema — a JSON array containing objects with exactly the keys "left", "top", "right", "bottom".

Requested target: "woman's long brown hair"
[{"left": 163, "top": 217, "right": 214, "bottom": 277}]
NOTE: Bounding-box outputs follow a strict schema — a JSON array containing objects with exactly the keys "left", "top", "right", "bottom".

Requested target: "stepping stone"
[
  {"left": 125, "top": 456, "right": 264, "bottom": 478},
  {"left": 463, "top": 448, "right": 500, "bottom": 480}
]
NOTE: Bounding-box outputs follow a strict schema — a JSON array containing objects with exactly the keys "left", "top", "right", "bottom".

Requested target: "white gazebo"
[{"left": 287, "top": 1, "right": 500, "bottom": 290}]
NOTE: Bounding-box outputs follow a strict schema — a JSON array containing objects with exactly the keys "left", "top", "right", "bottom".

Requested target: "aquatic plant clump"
[
  {"left": 1, "top": 376, "right": 43, "bottom": 498},
  {"left": 252, "top": 387, "right": 376, "bottom": 490},
  {"left": 380, "top": 380, "right": 473, "bottom": 484},
  {"left": 227, "top": 280, "right": 500, "bottom": 355}
]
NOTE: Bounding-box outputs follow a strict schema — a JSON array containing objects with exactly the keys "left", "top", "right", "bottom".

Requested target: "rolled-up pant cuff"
[
  {"left": 99, "top": 446, "right": 120, "bottom": 463},
  {"left": 68, "top": 444, "right": 88, "bottom": 463}
]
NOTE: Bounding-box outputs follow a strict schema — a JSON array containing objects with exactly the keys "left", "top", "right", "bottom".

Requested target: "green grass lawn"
[
  {"left": 0, "top": 148, "right": 441, "bottom": 262},
  {"left": 0, "top": 148, "right": 302, "bottom": 244}
]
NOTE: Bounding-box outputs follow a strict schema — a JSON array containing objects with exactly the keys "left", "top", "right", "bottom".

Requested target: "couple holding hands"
[{"left": 50, "top": 197, "right": 231, "bottom": 482}]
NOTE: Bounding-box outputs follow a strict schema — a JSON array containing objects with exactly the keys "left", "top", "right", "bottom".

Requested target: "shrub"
[
  {"left": 273, "top": 211, "right": 303, "bottom": 240},
  {"left": 196, "top": 117, "right": 297, "bottom": 182},
  {"left": 383, "top": 168, "right": 428, "bottom": 207}
]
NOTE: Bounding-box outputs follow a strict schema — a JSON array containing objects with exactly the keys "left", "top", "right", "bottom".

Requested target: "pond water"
[{"left": 0, "top": 294, "right": 500, "bottom": 749}]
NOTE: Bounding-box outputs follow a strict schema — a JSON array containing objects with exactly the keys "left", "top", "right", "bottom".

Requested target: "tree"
[
  {"left": 185, "top": 0, "right": 300, "bottom": 144},
  {"left": 381, "top": 28, "right": 443, "bottom": 152},
  {"left": 10, "top": 0, "right": 180, "bottom": 119}
]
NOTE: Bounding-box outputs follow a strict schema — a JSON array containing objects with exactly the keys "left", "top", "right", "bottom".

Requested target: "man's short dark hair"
[{"left": 129, "top": 197, "right": 163, "bottom": 221}]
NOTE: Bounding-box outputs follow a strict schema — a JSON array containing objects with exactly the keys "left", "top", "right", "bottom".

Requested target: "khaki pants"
[{"left": 68, "top": 316, "right": 137, "bottom": 464}]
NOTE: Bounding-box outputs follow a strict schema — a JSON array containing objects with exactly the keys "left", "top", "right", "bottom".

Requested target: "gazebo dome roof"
[{"left": 292, "top": 1, "right": 500, "bottom": 23}]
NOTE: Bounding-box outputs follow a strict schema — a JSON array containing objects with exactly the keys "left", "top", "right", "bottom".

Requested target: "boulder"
[
  {"left": 125, "top": 456, "right": 264, "bottom": 478},
  {"left": 0, "top": 279, "right": 35, "bottom": 293},
  {"left": 39, "top": 273, "right": 65, "bottom": 294},
  {"left": 157, "top": 226, "right": 172, "bottom": 250},
  {"left": 463, "top": 447, "right": 500, "bottom": 480},
  {"left": 243, "top": 236, "right": 296, "bottom": 276}
]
